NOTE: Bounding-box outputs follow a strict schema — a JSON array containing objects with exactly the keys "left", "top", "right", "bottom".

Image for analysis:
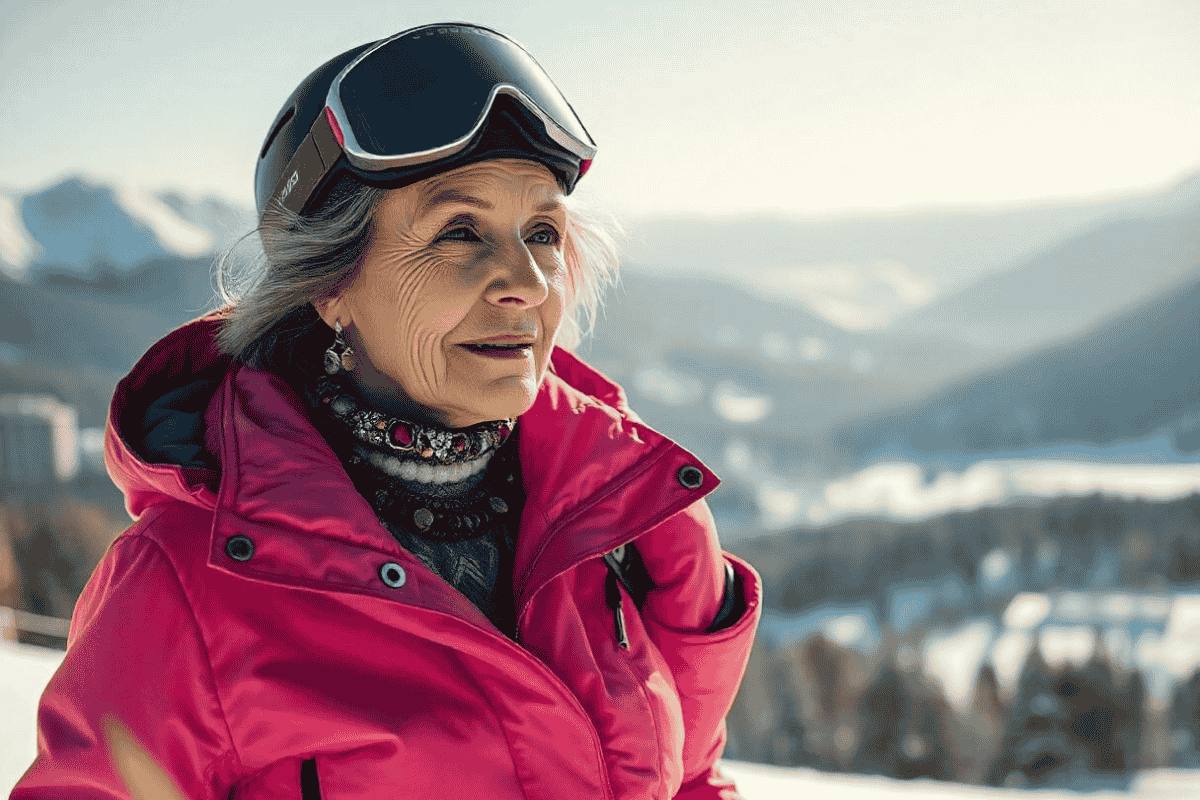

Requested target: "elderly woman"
[{"left": 13, "top": 23, "right": 760, "bottom": 800}]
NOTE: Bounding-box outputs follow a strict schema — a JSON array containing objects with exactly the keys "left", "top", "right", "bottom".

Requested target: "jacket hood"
[{"left": 105, "top": 313, "right": 231, "bottom": 518}]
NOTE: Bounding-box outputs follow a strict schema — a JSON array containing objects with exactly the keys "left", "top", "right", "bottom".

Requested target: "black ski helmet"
[{"left": 254, "top": 24, "right": 594, "bottom": 221}]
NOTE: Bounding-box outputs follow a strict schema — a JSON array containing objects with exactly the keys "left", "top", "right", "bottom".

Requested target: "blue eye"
[
  {"left": 438, "top": 227, "right": 479, "bottom": 242},
  {"left": 527, "top": 227, "right": 560, "bottom": 245}
]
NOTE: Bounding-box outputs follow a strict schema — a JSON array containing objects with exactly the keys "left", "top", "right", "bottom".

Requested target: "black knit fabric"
[{"left": 298, "top": 372, "right": 524, "bottom": 640}]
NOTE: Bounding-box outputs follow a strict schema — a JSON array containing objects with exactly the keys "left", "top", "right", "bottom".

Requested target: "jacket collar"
[{"left": 513, "top": 349, "right": 719, "bottom": 611}]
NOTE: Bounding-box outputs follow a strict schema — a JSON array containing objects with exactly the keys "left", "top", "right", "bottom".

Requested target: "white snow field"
[{"left": 3, "top": 638, "right": 1198, "bottom": 798}]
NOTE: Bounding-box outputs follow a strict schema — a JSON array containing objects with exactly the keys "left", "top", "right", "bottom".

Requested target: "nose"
[{"left": 483, "top": 236, "right": 551, "bottom": 309}]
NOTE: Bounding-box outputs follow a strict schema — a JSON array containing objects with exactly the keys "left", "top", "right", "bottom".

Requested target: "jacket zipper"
[{"left": 604, "top": 568, "right": 630, "bottom": 649}]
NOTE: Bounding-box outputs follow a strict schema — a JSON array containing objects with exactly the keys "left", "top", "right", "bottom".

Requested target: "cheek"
[
  {"left": 358, "top": 251, "right": 471, "bottom": 374},
  {"left": 543, "top": 256, "right": 570, "bottom": 331}
]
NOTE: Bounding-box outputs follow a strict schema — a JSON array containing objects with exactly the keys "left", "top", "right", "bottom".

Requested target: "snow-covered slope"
[
  {"left": 156, "top": 190, "right": 256, "bottom": 252},
  {"left": 2, "top": 639, "right": 63, "bottom": 791},
  {"left": 3, "top": 638, "right": 1197, "bottom": 797},
  {"left": 0, "top": 194, "right": 42, "bottom": 278},
  {"left": 6, "top": 177, "right": 253, "bottom": 278}
]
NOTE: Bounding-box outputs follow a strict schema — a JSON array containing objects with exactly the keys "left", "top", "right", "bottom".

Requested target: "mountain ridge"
[{"left": 833, "top": 268, "right": 1200, "bottom": 468}]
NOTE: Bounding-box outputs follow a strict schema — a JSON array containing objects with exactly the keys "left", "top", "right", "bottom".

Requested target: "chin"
[{"left": 455, "top": 380, "right": 539, "bottom": 426}]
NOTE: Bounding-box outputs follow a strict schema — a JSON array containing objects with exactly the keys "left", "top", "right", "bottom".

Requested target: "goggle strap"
[{"left": 270, "top": 108, "right": 344, "bottom": 215}]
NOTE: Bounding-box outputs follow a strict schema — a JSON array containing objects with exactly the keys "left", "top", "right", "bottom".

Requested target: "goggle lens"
[{"left": 336, "top": 26, "right": 594, "bottom": 159}]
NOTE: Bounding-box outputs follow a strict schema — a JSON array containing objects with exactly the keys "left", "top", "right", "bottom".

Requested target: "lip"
[{"left": 462, "top": 334, "right": 537, "bottom": 345}]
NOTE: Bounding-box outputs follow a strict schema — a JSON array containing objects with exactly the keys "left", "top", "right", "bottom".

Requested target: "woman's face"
[{"left": 315, "top": 158, "right": 569, "bottom": 429}]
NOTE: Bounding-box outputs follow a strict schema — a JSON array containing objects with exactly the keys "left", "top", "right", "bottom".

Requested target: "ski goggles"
[{"left": 268, "top": 23, "right": 597, "bottom": 215}]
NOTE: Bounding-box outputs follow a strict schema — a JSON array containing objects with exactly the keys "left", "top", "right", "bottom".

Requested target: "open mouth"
[{"left": 461, "top": 342, "right": 532, "bottom": 357}]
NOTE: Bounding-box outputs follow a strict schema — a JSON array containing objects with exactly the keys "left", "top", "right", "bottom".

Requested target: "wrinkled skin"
[{"left": 316, "top": 158, "right": 569, "bottom": 429}]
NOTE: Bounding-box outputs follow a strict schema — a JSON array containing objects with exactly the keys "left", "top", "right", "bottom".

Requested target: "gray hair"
[{"left": 215, "top": 175, "right": 623, "bottom": 372}]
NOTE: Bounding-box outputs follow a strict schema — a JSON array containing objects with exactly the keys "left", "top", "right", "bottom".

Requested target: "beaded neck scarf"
[{"left": 303, "top": 368, "right": 523, "bottom": 541}]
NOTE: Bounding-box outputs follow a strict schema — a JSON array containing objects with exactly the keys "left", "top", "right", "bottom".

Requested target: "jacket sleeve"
[
  {"left": 635, "top": 500, "right": 762, "bottom": 800},
  {"left": 10, "top": 526, "right": 240, "bottom": 800}
]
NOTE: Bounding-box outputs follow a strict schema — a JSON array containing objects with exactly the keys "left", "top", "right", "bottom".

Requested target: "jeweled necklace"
[{"left": 314, "top": 370, "right": 514, "bottom": 485}]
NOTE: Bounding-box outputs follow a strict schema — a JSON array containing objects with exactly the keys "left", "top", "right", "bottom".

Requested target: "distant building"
[{"left": 0, "top": 395, "right": 79, "bottom": 485}]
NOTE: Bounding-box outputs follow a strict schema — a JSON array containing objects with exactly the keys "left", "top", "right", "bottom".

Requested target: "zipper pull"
[
  {"left": 614, "top": 601, "right": 630, "bottom": 650},
  {"left": 605, "top": 569, "right": 630, "bottom": 649}
]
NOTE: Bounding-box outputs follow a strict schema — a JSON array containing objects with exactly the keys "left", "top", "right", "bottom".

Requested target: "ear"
[{"left": 312, "top": 296, "right": 348, "bottom": 331}]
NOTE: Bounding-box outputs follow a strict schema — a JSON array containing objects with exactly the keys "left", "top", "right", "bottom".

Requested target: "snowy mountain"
[
  {"left": 833, "top": 269, "right": 1200, "bottom": 468},
  {"left": 0, "top": 194, "right": 42, "bottom": 272},
  {"left": 890, "top": 204, "right": 1200, "bottom": 353},
  {"left": 624, "top": 171, "right": 1200, "bottom": 332},
  {"left": 0, "top": 177, "right": 253, "bottom": 280},
  {"left": 156, "top": 189, "right": 256, "bottom": 252}
]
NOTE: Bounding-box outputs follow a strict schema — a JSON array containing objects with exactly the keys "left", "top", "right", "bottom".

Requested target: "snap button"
[
  {"left": 225, "top": 534, "right": 254, "bottom": 562},
  {"left": 677, "top": 465, "right": 704, "bottom": 489},
  {"left": 379, "top": 562, "right": 407, "bottom": 588}
]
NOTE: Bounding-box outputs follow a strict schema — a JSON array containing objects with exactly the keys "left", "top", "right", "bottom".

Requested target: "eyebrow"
[{"left": 533, "top": 199, "right": 565, "bottom": 214}]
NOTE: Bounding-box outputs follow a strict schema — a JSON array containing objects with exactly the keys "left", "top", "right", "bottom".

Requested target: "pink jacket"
[{"left": 12, "top": 315, "right": 761, "bottom": 800}]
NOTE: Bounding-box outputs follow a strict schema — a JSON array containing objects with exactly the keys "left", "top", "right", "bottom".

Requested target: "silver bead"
[
  {"left": 414, "top": 508, "right": 434, "bottom": 531},
  {"left": 489, "top": 497, "right": 509, "bottom": 514},
  {"left": 324, "top": 350, "right": 342, "bottom": 375}
]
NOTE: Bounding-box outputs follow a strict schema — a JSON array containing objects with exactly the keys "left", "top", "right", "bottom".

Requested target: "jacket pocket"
[{"left": 639, "top": 555, "right": 762, "bottom": 781}]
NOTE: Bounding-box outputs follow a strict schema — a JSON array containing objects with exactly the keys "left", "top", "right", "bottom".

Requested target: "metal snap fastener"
[
  {"left": 225, "top": 534, "right": 254, "bottom": 562},
  {"left": 677, "top": 465, "right": 704, "bottom": 489},
  {"left": 379, "top": 562, "right": 406, "bottom": 588}
]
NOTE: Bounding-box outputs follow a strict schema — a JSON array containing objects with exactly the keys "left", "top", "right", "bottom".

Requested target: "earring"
[{"left": 324, "top": 321, "right": 357, "bottom": 374}]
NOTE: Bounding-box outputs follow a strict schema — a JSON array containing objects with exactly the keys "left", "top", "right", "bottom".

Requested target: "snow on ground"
[
  {"left": 922, "top": 619, "right": 996, "bottom": 711},
  {"left": 4, "top": 638, "right": 1200, "bottom": 797},
  {"left": 717, "top": 760, "right": 1200, "bottom": 799},
  {"left": 813, "top": 459, "right": 1200, "bottom": 526},
  {"left": 1, "top": 639, "right": 63, "bottom": 792},
  {"left": 750, "top": 456, "right": 1200, "bottom": 531}
]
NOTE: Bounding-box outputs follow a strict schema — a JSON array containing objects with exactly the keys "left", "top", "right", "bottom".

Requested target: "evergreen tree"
[
  {"left": 957, "top": 663, "right": 1007, "bottom": 784},
  {"left": 850, "top": 660, "right": 953, "bottom": 780},
  {"left": 987, "top": 647, "right": 1077, "bottom": 787},
  {"left": 988, "top": 649, "right": 1140, "bottom": 788},
  {"left": 1169, "top": 670, "right": 1200, "bottom": 767},
  {"left": 763, "top": 643, "right": 813, "bottom": 767}
]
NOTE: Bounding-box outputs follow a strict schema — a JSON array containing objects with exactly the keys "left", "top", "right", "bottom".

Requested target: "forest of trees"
[
  {"left": 732, "top": 491, "right": 1200, "bottom": 619},
  {"left": 725, "top": 629, "right": 1199, "bottom": 787},
  {"left": 721, "top": 491, "right": 1200, "bottom": 785}
]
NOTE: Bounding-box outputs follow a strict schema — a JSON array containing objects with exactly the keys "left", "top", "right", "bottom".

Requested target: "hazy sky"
[{"left": 3, "top": 0, "right": 1198, "bottom": 219}]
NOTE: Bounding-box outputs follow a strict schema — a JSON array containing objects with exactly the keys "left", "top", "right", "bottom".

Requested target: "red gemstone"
[
  {"left": 322, "top": 396, "right": 331, "bottom": 403},
  {"left": 453, "top": 435, "right": 467, "bottom": 452},
  {"left": 392, "top": 423, "right": 412, "bottom": 446}
]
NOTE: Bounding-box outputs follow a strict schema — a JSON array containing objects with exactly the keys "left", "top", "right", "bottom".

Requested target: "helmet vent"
[{"left": 260, "top": 106, "right": 296, "bottom": 160}]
